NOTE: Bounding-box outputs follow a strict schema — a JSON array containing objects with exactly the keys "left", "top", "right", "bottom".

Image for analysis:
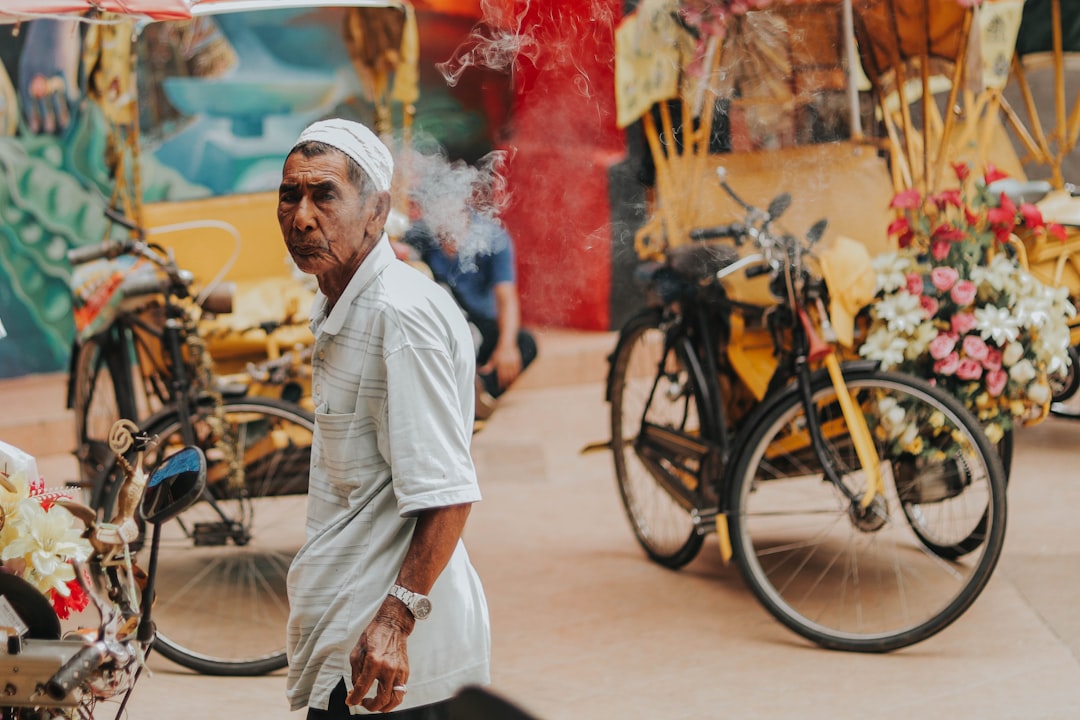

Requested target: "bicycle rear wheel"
[
  {"left": 73, "top": 325, "right": 167, "bottom": 506},
  {"left": 609, "top": 310, "right": 706, "bottom": 569},
  {"left": 104, "top": 396, "right": 313, "bottom": 675},
  {"left": 727, "top": 366, "right": 1006, "bottom": 652}
]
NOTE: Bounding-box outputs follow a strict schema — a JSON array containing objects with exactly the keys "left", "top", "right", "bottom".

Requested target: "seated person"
[{"left": 401, "top": 205, "right": 537, "bottom": 419}]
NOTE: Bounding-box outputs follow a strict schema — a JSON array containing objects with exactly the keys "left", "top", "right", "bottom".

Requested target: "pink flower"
[
  {"left": 983, "top": 347, "right": 1002, "bottom": 371},
  {"left": 919, "top": 295, "right": 939, "bottom": 317},
  {"left": 931, "top": 237, "right": 952, "bottom": 261},
  {"left": 931, "top": 266, "right": 959, "bottom": 291},
  {"left": 928, "top": 333, "right": 958, "bottom": 360},
  {"left": 950, "top": 279, "right": 977, "bottom": 306},
  {"left": 905, "top": 272, "right": 923, "bottom": 295},
  {"left": 985, "top": 368, "right": 1008, "bottom": 396},
  {"left": 956, "top": 358, "right": 983, "bottom": 381},
  {"left": 961, "top": 334, "right": 989, "bottom": 362},
  {"left": 934, "top": 352, "right": 961, "bottom": 375},
  {"left": 951, "top": 311, "right": 977, "bottom": 335}
]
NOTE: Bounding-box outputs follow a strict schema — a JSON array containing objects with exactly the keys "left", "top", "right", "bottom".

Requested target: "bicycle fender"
[
  {"left": 605, "top": 308, "right": 664, "bottom": 404},
  {"left": 718, "top": 358, "right": 880, "bottom": 506}
]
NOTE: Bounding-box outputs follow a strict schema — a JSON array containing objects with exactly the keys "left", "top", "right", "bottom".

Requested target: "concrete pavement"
[{"left": 4, "top": 328, "right": 1080, "bottom": 718}]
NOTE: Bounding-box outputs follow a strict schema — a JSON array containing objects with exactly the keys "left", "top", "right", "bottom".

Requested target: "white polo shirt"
[{"left": 286, "top": 237, "right": 490, "bottom": 713}]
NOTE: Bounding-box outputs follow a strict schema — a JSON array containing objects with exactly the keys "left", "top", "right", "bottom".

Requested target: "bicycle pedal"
[{"left": 192, "top": 522, "right": 232, "bottom": 547}]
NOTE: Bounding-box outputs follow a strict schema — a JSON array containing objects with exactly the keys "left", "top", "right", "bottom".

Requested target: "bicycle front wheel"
[
  {"left": 609, "top": 310, "right": 706, "bottom": 569},
  {"left": 727, "top": 367, "right": 1006, "bottom": 653},
  {"left": 105, "top": 396, "right": 313, "bottom": 675}
]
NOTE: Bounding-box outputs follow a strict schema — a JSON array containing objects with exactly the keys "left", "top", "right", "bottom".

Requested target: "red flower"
[
  {"left": 983, "top": 163, "right": 1009, "bottom": 185},
  {"left": 887, "top": 216, "right": 911, "bottom": 237},
  {"left": 51, "top": 578, "right": 89, "bottom": 620},
  {"left": 889, "top": 189, "right": 922, "bottom": 210},
  {"left": 987, "top": 192, "right": 1017, "bottom": 228},
  {"left": 931, "top": 223, "right": 966, "bottom": 243},
  {"left": 931, "top": 189, "right": 962, "bottom": 209},
  {"left": 1019, "top": 203, "right": 1045, "bottom": 230},
  {"left": 1049, "top": 223, "right": 1067, "bottom": 242},
  {"left": 952, "top": 161, "right": 971, "bottom": 183},
  {"left": 964, "top": 207, "right": 980, "bottom": 227}
]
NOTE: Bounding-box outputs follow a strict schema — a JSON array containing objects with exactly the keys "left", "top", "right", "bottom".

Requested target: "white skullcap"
[{"left": 292, "top": 119, "right": 393, "bottom": 192}]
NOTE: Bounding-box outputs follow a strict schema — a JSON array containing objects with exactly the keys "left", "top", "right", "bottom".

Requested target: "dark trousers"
[
  {"left": 307, "top": 680, "right": 452, "bottom": 720},
  {"left": 472, "top": 316, "right": 538, "bottom": 398}
]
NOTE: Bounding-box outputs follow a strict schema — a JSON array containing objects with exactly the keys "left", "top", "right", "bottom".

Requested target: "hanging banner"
[{"left": 614, "top": 0, "right": 687, "bottom": 128}]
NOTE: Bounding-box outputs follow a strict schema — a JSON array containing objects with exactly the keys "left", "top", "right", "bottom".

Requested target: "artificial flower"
[{"left": 860, "top": 161, "right": 1074, "bottom": 447}]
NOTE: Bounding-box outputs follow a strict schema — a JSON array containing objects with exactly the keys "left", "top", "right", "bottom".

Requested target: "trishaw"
[
  {"left": 1, "top": 0, "right": 420, "bottom": 677},
  {"left": 603, "top": 0, "right": 1076, "bottom": 651}
]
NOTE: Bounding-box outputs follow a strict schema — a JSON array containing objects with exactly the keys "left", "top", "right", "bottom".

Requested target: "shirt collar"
[{"left": 309, "top": 234, "right": 394, "bottom": 336}]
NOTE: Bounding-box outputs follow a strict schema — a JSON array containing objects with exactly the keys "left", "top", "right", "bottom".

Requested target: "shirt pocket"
[{"left": 314, "top": 410, "right": 378, "bottom": 487}]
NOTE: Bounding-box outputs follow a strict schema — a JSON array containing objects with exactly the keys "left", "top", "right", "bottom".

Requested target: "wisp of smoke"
[
  {"left": 392, "top": 134, "right": 514, "bottom": 271},
  {"left": 436, "top": 0, "right": 617, "bottom": 99}
]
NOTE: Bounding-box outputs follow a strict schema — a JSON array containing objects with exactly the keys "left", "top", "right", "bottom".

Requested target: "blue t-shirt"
[{"left": 404, "top": 214, "right": 515, "bottom": 322}]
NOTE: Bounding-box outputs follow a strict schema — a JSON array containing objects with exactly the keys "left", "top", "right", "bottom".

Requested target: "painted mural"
[{"left": 0, "top": 6, "right": 500, "bottom": 379}]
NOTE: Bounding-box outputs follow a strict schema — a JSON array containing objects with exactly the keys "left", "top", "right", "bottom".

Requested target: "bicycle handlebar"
[
  {"left": 44, "top": 641, "right": 109, "bottom": 701},
  {"left": 67, "top": 239, "right": 138, "bottom": 266},
  {"left": 689, "top": 223, "right": 743, "bottom": 242}
]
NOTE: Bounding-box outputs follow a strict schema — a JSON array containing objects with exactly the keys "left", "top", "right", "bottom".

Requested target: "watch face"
[{"left": 413, "top": 596, "right": 432, "bottom": 620}]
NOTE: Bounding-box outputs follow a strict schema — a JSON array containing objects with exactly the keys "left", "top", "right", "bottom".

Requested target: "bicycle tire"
[
  {"left": 72, "top": 332, "right": 139, "bottom": 504},
  {"left": 901, "top": 427, "right": 1012, "bottom": 560},
  {"left": 726, "top": 365, "right": 1006, "bottom": 653},
  {"left": 609, "top": 309, "right": 706, "bottom": 569},
  {"left": 103, "top": 396, "right": 314, "bottom": 676}
]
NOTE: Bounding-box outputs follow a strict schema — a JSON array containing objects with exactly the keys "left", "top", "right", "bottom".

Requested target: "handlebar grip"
[
  {"left": 67, "top": 240, "right": 135, "bottom": 266},
  {"left": 121, "top": 275, "right": 169, "bottom": 299},
  {"left": 45, "top": 641, "right": 108, "bottom": 700},
  {"left": 745, "top": 263, "right": 772, "bottom": 279},
  {"left": 689, "top": 224, "right": 739, "bottom": 242}
]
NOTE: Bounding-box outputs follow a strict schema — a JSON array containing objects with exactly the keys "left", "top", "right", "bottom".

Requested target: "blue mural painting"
[{"left": 0, "top": 7, "right": 497, "bottom": 380}]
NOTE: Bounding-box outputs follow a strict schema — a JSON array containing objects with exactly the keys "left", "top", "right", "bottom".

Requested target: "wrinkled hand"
[
  {"left": 17, "top": 20, "right": 81, "bottom": 135},
  {"left": 481, "top": 343, "right": 522, "bottom": 391},
  {"left": 347, "top": 609, "right": 413, "bottom": 713}
]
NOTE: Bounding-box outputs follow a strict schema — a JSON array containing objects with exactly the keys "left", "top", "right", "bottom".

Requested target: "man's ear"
[{"left": 365, "top": 191, "right": 392, "bottom": 240}]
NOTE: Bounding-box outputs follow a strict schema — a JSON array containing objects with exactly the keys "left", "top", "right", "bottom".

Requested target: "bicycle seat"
[{"left": 666, "top": 242, "right": 741, "bottom": 283}]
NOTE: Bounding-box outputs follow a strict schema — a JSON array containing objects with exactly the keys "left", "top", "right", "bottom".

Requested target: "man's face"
[{"left": 277, "top": 150, "right": 383, "bottom": 279}]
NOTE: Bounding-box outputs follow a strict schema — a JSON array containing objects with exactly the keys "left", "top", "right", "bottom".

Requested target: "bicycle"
[
  {"left": 1, "top": 422, "right": 207, "bottom": 719},
  {"left": 606, "top": 168, "right": 1008, "bottom": 652},
  {"left": 65, "top": 210, "right": 315, "bottom": 676}
]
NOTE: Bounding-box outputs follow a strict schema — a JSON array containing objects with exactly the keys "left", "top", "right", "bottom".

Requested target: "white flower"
[
  {"left": 876, "top": 291, "right": 925, "bottom": 334},
  {"left": 1, "top": 501, "right": 92, "bottom": 596},
  {"left": 859, "top": 327, "right": 909, "bottom": 368},
  {"left": 1028, "top": 381, "right": 1051, "bottom": 406},
  {"left": 1002, "top": 341, "right": 1025, "bottom": 366},
  {"left": 905, "top": 321, "right": 939, "bottom": 361},
  {"left": 872, "top": 252, "right": 914, "bottom": 293},
  {"left": 969, "top": 254, "right": 1016, "bottom": 294},
  {"left": 1009, "top": 358, "right": 1037, "bottom": 385},
  {"left": 974, "top": 305, "right": 1022, "bottom": 344}
]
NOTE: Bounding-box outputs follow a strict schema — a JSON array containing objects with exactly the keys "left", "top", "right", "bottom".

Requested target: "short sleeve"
[
  {"left": 489, "top": 227, "right": 515, "bottom": 285},
  {"left": 383, "top": 343, "right": 480, "bottom": 516}
]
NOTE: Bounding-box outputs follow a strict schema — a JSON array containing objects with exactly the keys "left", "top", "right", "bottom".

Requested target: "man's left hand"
[
  {"left": 347, "top": 605, "right": 414, "bottom": 713},
  {"left": 481, "top": 344, "right": 522, "bottom": 390}
]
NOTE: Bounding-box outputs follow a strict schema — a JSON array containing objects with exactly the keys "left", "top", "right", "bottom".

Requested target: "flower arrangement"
[
  {"left": 1, "top": 460, "right": 92, "bottom": 620},
  {"left": 859, "top": 162, "right": 1074, "bottom": 447}
]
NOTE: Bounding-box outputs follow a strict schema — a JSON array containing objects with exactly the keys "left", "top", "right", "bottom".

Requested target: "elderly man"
[{"left": 280, "top": 118, "right": 490, "bottom": 718}]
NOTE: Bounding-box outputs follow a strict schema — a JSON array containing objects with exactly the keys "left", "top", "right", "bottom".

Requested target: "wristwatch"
[{"left": 388, "top": 584, "right": 432, "bottom": 620}]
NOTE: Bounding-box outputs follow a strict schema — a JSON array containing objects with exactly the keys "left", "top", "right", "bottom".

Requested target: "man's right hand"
[{"left": 347, "top": 601, "right": 414, "bottom": 713}]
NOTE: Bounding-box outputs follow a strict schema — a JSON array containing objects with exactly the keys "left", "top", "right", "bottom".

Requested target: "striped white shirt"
[{"left": 286, "top": 237, "right": 490, "bottom": 713}]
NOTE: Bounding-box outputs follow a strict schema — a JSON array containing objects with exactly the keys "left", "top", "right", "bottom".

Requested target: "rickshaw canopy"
[{"left": 0, "top": 0, "right": 405, "bottom": 24}]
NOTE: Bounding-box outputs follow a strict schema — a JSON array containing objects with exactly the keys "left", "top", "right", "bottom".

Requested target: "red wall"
[{"left": 497, "top": 0, "right": 627, "bottom": 330}]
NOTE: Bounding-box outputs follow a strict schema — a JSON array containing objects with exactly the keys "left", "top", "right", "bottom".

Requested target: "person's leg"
[{"left": 308, "top": 681, "right": 453, "bottom": 720}]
